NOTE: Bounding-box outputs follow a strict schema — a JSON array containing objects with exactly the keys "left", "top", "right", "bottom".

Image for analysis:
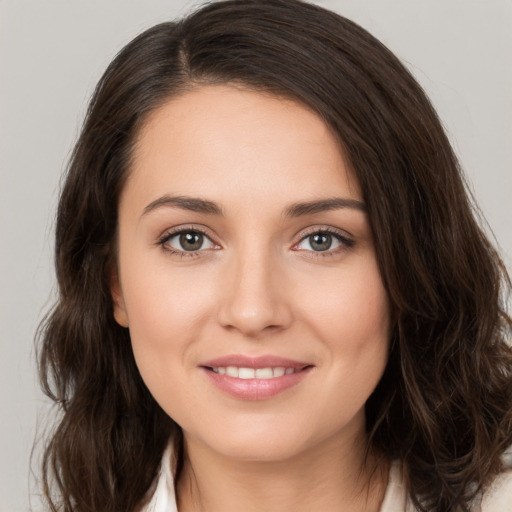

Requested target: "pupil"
[
  {"left": 311, "top": 233, "right": 331, "bottom": 251},
  {"left": 180, "top": 232, "right": 203, "bottom": 251}
]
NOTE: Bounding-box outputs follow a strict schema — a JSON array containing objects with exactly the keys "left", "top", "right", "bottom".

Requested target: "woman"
[{"left": 38, "top": 0, "right": 512, "bottom": 510}]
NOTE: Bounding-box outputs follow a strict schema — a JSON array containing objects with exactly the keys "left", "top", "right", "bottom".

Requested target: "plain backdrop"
[{"left": 1, "top": 1, "right": 510, "bottom": 510}]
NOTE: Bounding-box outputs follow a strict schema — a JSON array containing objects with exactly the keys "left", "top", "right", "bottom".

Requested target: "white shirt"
[{"left": 143, "top": 444, "right": 512, "bottom": 511}]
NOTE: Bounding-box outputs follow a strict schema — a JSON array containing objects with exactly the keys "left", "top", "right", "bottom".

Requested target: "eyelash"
[
  {"left": 157, "top": 226, "right": 215, "bottom": 259},
  {"left": 293, "top": 227, "right": 355, "bottom": 258},
  {"left": 157, "top": 226, "right": 355, "bottom": 259}
]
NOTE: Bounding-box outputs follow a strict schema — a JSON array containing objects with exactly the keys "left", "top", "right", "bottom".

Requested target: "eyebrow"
[
  {"left": 284, "top": 197, "right": 366, "bottom": 217},
  {"left": 143, "top": 195, "right": 223, "bottom": 216},
  {"left": 142, "top": 195, "right": 366, "bottom": 218}
]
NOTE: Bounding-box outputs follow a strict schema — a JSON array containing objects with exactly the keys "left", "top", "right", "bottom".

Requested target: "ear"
[{"left": 110, "top": 269, "right": 129, "bottom": 328}]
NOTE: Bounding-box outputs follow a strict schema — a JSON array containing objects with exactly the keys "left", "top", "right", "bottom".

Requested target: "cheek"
[
  {"left": 296, "top": 257, "right": 390, "bottom": 404},
  {"left": 120, "top": 259, "right": 216, "bottom": 385},
  {"left": 298, "top": 256, "right": 390, "bottom": 346},
  {"left": 124, "top": 253, "right": 214, "bottom": 326}
]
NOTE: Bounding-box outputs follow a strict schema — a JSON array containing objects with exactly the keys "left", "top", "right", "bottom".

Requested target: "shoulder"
[
  {"left": 379, "top": 461, "right": 415, "bottom": 512},
  {"left": 381, "top": 461, "right": 512, "bottom": 512},
  {"left": 480, "top": 468, "right": 512, "bottom": 512}
]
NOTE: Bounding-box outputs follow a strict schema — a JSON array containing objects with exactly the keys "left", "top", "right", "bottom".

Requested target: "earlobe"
[{"left": 110, "top": 273, "right": 129, "bottom": 328}]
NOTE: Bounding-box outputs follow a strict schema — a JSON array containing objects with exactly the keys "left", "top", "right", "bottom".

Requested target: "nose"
[{"left": 217, "top": 248, "right": 293, "bottom": 339}]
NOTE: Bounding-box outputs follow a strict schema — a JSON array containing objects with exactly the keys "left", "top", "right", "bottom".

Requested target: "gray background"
[{"left": 1, "top": 1, "right": 510, "bottom": 510}]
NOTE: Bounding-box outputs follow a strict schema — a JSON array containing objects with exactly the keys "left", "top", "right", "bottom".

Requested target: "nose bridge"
[{"left": 217, "top": 237, "right": 291, "bottom": 337}]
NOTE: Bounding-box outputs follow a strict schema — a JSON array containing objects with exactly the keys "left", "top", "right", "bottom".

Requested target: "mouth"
[
  {"left": 205, "top": 365, "right": 309, "bottom": 379},
  {"left": 200, "top": 356, "right": 314, "bottom": 400}
]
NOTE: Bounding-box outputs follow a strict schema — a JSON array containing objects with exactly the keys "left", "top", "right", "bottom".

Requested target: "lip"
[
  {"left": 200, "top": 354, "right": 314, "bottom": 401},
  {"left": 201, "top": 354, "right": 311, "bottom": 369}
]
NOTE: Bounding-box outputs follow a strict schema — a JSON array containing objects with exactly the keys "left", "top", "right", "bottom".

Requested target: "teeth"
[
  {"left": 211, "top": 366, "right": 300, "bottom": 379},
  {"left": 239, "top": 368, "right": 255, "bottom": 379},
  {"left": 226, "top": 366, "right": 239, "bottom": 378},
  {"left": 273, "top": 367, "right": 285, "bottom": 377},
  {"left": 255, "top": 367, "right": 273, "bottom": 378}
]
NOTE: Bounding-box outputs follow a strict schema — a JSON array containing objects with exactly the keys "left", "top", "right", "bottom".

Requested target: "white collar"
[
  {"left": 142, "top": 443, "right": 512, "bottom": 512},
  {"left": 143, "top": 443, "right": 178, "bottom": 512}
]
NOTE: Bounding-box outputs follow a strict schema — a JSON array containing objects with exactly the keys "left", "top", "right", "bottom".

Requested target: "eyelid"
[
  {"left": 294, "top": 225, "right": 354, "bottom": 242},
  {"left": 291, "top": 226, "right": 355, "bottom": 254},
  {"left": 157, "top": 224, "right": 221, "bottom": 257}
]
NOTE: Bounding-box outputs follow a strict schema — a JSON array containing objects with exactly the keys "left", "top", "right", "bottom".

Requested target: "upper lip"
[{"left": 200, "top": 355, "right": 312, "bottom": 369}]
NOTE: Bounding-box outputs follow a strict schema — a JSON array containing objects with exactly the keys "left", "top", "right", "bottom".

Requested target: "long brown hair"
[{"left": 37, "top": 1, "right": 512, "bottom": 510}]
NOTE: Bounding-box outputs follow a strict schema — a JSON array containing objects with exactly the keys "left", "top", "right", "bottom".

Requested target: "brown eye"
[
  {"left": 309, "top": 233, "right": 333, "bottom": 251},
  {"left": 297, "top": 231, "right": 342, "bottom": 252},
  {"left": 294, "top": 229, "right": 355, "bottom": 256},
  {"left": 179, "top": 232, "right": 204, "bottom": 251},
  {"left": 162, "top": 229, "right": 216, "bottom": 253}
]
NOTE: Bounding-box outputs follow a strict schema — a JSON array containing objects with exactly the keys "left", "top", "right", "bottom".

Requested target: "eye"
[
  {"left": 158, "top": 228, "right": 218, "bottom": 256},
  {"left": 293, "top": 229, "right": 354, "bottom": 255}
]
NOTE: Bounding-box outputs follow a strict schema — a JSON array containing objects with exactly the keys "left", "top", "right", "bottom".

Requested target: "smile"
[
  {"left": 200, "top": 355, "right": 313, "bottom": 400},
  {"left": 209, "top": 366, "right": 299, "bottom": 379}
]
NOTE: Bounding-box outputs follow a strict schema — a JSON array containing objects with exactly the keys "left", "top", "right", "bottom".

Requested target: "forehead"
[{"left": 124, "top": 84, "right": 361, "bottom": 212}]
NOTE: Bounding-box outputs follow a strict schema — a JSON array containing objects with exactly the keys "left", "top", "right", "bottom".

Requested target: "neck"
[{"left": 176, "top": 431, "right": 388, "bottom": 512}]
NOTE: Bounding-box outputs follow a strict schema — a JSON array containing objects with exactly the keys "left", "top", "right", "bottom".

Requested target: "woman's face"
[{"left": 113, "top": 85, "right": 390, "bottom": 462}]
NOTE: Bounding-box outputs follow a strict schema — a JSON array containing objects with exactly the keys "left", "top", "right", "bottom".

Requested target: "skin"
[{"left": 112, "top": 85, "right": 391, "bottom": 512}]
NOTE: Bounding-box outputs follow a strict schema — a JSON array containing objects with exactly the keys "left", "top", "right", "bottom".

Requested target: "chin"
[
  {"left": 212, "top": 435, "right": 310, "bottom": 463},
  {"left": 184, "top": 412, "right": 347, "bottom": 464}
]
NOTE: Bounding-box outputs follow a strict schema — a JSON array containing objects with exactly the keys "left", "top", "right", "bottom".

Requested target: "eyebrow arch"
[
  {"left": 284, "top": 197, "right": 366, "bottom": 217},
  {"left": 142, "top": 195, "right": 223, "bottom": 217}
]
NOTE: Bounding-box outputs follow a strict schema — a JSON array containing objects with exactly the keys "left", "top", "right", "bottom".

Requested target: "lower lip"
[{"left": 201, "top": 367, "right": 312, "bottom": 400}]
